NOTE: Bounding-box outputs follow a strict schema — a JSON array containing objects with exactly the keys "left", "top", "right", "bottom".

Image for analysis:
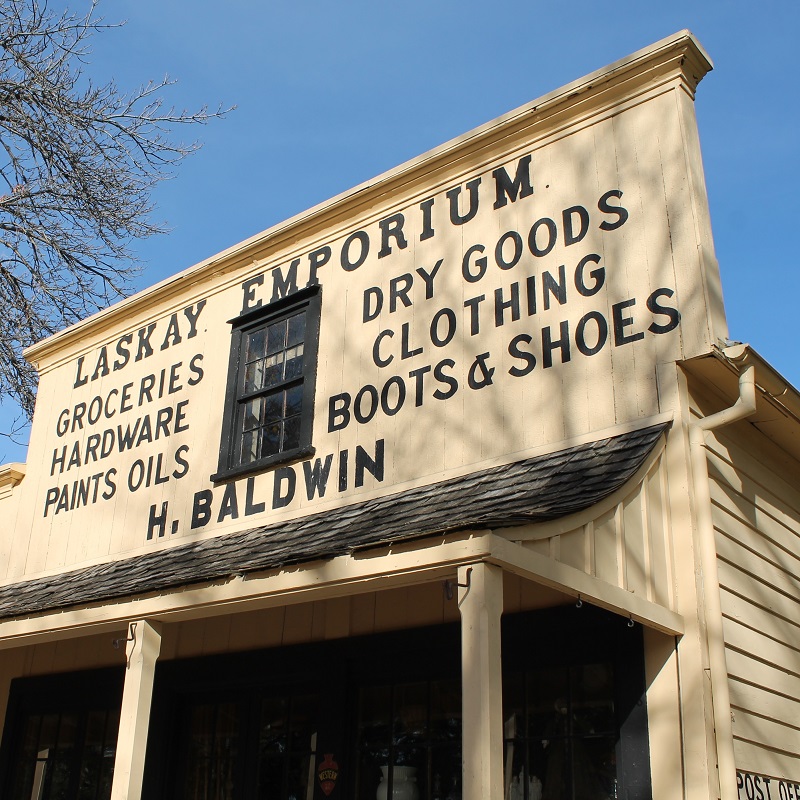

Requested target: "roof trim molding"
[{"left": 0, "top": 463, "right": 25, "bottom": 500}]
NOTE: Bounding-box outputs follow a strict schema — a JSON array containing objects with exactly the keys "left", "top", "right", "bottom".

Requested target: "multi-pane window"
[
  {"left": 257, "top": 692, "right": 320, "bottom": 799},
  {"left": 1, "top": 670, "right": 122, "bottom": 800},
  {"left": 180, "top": 702, "right": 240, "bottom": 800},
  {"left": 239, "top": 311, "right": 306, "bottom": 465},
  {"left": 355, "top": 678, "right": 462, "bottom": 800},
  {"left": 173, "top": 691, "right": 321, "bottom": 800},
  {"left": 503, "top": 663, "right": 618, "bottom": 800},
  {"left": 216, "top": 288, "right": 321, "bottom": 480}
]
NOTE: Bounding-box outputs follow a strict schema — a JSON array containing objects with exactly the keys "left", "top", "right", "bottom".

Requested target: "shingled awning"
[{"left": 0, "top": 422, "right": 668, "bottom": 620}]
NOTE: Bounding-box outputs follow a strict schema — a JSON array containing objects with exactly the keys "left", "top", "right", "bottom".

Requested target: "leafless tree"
[{"left": 0, "top": 0, "right": 228, "bottom": 428}]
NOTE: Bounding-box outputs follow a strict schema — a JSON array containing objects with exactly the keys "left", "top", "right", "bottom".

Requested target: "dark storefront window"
[
  {"left": 503, "top": 663, "right": 617, "bottom": 800},
  {"left": 0, "top": 620, "right": 648, "bottom": 800},
  {"left": 0, "top": 669, "right": 123, "bottom": 800},
  {"left": 179, "top": 701, "right": 241, "bottom": 800},
  {"left": 257, "top": 692, "right": 321, "bottom": 800},
  {"left": 502, "top": 608, "right": 651, "bottom": 800},
  {"left": 355, "top": 678, "right": 461, "bottom": 799},
  {"left": 165, "top": 685, "right": 326, "bottom": 800}
]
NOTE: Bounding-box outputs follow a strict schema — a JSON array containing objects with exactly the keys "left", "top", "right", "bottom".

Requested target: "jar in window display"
[{"left": 376, "top": 766, "right": 420, "bottom": 800}]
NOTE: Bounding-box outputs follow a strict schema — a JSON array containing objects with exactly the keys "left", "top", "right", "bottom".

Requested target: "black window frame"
[{"left": 213, "top": 285, "right": 322, "bottom": 483}]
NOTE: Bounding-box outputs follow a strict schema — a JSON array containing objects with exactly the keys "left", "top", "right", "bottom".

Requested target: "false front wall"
[{"left": 5, "top": 33, "right": 720, "bottom": 607}]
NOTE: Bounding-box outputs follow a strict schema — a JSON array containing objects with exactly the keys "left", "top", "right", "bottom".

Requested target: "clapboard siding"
[
  {"left": 734, "top": 739, "right": 800, "bottom": 784},
  {"left": 726, "top": 648, "right": 800, "bottom": 713},
  {"left": 707, "top": 424, "right": 800, "bottom": 780},
  {"left": 729, "top": 678, "right": 800, "bottom": 735},
  {"left": 721, "top": 585, "right": 800, "bottom": 654}
]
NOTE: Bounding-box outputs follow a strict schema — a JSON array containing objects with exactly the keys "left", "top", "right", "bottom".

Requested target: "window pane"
[
  {"left": 527, "top": 667, "right": 569, "bottom": 739},
  {"left": 504, "top": 737, "right": 527, "bottom": 800},
  {"left": 243, "top": 398, "right": 263, "bottom": 432},
  {"left": 393, "top": 683, "right": 427, "bottom": 736},
  {"left": 289, "top": 693, "right": 320, "bottom": 753},
  {"left": 214, "top": 704, "right": 240, "bottom": 800},
  {"left": 287, "top": 754, "right": 314, "bottom": 800},
  {"left": 287, "top": 313, "right": 306, "bottom": 346},
  {"left": 431, "top": 746, "right": 462, "bottom": 800},
  {"left": 263, "top": 391, "right": 284, "bottom": 422},
  {"left": 182, "top": 703, "right": 239, "bottom": 800},
  {"left": 244, "top": 359, "right": 265, "bottom": 393},
  {"left": 358, "top": 685, "right": 392, "bottom": 748},
  {"left": 98, "top": 708, "right": 119, "bottom": 800},
  {"left": 430, "top": 679, "right": 461, "bottom": 743},
  {"left": 241, "top": 430, "right": 259, "bottom": 464},
  {"left": 39, "top": 713, "right": 60, "bottom": 751},
  {"left": 263, "top": 352, "right": 285, "bottom": 387},
  {"left": 257, "top": 756, "right": 285, "bottom": 800},
  {"left": 357, "top": 751, "right": 383, "bottom": 800},
  {"left": 257, "top": 692, "right": 320, "bottom": 800},
  {"left": 246, "top": 329, "right": 266, "bottom": 362},
  {"left": 50, "top": 714, "right": 80, "bottom": 800},
  {"left": 260, "top": 696, "right": 288, "bottom": 755},
  {"left": 77, "top": 710, "right": 107, "bottom": 800},
  {"left": 285, "top": 385, "right": 304, "bottom": 418},
  {"left": 532, "top": 737, "right": 568, "bottom": 799},
  {"left": 282, "top": 416, "right": 301, "bottom": 452},
  {"left": 576, "top": 737, "right": 617, "bottom": 799},
  {"left": 571, "top": 663, "right": 614, "bottom": 736},
  {"left": 266, "top": 320, "right": 287, "bottom": 355},
  {"left": 261, "top": 422, "right": 282, "bottom": 458},
  {"left": 284, "top": 344, "right": 304, "bottom": 381}
]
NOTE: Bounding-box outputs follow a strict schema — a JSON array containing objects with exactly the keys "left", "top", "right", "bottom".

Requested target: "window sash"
[{"left": 214, "top": 286, "right": 321, "bottom": 482}]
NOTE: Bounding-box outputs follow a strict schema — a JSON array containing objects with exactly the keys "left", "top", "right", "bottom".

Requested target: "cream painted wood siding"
[
  {"left": 1, "top": 34, "right": 721, "bottom": 585},
  {"left": 707, "top": 423, "right": 800, "bottom": 780},
  {"left": 502, "top": 438, "right": 677, "bottom": 612}
]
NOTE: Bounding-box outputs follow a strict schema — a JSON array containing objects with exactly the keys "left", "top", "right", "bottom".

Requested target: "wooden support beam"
[
  {"left": 110, "top": 619, "right": 162, "bottom": 800},
  {"left": 459, "top": 562, "right": 504, "bottom": 800}
]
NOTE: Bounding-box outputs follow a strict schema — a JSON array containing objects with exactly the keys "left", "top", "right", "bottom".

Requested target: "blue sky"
[{"left": 1, "top": 0, "right": 797, "bottom": 463}]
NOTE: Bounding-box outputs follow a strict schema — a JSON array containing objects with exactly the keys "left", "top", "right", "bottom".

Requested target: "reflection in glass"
[
  {"left": 503, "top": 662, "right": 617, "bottom": 800},
  {"left": 256, "top": 692, "right": 319, "bottom": 800},
  {"left": 287, "top": 314, "right": 305, "bottom": 347},
  {"left": 9, "top": 706, "right": 120, "bottom": 800}
]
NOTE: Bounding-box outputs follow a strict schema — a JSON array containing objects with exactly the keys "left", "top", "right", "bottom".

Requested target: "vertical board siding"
[
  {"left": 707, "top": 429, "right": 800, "bottom": 780},
  {"left": 165, "top": 583, "right": 463, "bottom": 661},
  {"left": 516, "top": 448, "right": 676, "bottom": 611}
]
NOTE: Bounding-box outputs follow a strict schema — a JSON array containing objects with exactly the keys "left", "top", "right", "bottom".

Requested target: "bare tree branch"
[{"left": 0, "top": 0, "right": 231, "bottom": 420}]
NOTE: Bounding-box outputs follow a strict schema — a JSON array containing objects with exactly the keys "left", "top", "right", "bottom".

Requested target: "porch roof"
[{"left": 0, "top": 422, "right": 668, "bottom": 620}]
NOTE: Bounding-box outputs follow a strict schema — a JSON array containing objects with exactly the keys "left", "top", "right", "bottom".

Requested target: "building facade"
[{"left": 1, "top": 31, "right": 799, "bottom": 800}]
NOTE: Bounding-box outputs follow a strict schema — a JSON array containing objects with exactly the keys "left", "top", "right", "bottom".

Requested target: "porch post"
[
  {"left": 110, "top": 619, "right": 162, "bottom": 800},
  {"left": 459, "top": 562, "right": 504, "bottom": 800}
]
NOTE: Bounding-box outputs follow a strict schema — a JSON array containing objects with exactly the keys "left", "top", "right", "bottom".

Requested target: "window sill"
[{"left": 210, "top": 445, "right": 316, "bottom": 485}]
